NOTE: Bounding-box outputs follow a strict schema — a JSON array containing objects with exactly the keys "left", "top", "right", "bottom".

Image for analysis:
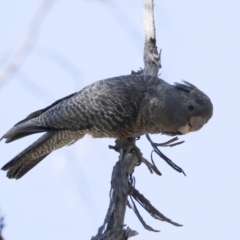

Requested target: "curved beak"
[
  {"left": 178, "top": 117, "right": 205, "bottom": 134},
  {"left": 189, "top": 117, "right": 205, "bottom": 132}
]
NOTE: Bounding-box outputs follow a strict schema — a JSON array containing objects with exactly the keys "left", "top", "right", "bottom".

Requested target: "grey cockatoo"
[{"left": 1, "top": 75, "right": 213, "bottom": 179}]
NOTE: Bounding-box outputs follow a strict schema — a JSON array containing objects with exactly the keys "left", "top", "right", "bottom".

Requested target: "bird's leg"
[{"left": 109, "top": 138, "right": 162, "bottom": 176}]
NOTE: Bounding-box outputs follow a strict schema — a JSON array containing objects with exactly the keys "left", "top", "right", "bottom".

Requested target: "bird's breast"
[{"left": 83, "top": 118, "right": 165, "bottom": 139}]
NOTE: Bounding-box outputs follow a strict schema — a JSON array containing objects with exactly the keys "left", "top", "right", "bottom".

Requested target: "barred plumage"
[{"left": 1, "top": 74, "right": 213, "bottom": 179}]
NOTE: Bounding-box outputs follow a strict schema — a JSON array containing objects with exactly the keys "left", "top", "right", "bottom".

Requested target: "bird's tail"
[
  {"left": 1, "top": 130, "right": 84, "bottom": 179},
  {"left": 0, "top": 119, "right": 51, "bottom": 143}
]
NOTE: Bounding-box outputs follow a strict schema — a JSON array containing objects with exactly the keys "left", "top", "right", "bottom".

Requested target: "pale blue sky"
[{"left": 0, "top": 0, "right": 239, "bottom": 239}]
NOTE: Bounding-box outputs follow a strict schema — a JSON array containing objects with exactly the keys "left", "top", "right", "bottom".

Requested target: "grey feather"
[
  {"left": 1, "top": 74, "right": 213, "bottom": 179},
  {"left": 0, "top": 120, "right": 50, "bottom": 143},
  {"left": 2, "top": 130, "right": 84, "bottom": 179}
]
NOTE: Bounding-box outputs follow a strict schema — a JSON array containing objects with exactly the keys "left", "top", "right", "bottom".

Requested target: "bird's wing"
[
  {"left": 14, "top": 92, "right": 77, "bottom": 126},
  {"left": 34, "top": 75, "right": 158, "bottom": 131}
]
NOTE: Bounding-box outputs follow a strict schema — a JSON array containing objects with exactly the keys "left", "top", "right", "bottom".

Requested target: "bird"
[{"left": 1, "top": 74, "right": 213, "bottom": 179}]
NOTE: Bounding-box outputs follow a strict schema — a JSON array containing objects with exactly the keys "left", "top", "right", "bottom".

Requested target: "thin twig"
[
  {"left": 146, "top": 134, "right": 186, "bottom": 176},
  {"left": 146, "top": 134, "right": 185, "bottom": 147},
  {"left": 131, "top": 188, "right": 182, "bottom": 227}
]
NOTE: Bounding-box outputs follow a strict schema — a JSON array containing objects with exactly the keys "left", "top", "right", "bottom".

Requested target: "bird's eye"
[{"left": 188, "top": 105, "right": 194, "bottom": 111}]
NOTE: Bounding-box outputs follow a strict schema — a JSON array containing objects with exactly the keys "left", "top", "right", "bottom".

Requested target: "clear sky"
[{"left": 0, "top": 0, "right": 239, "bottom": 239}]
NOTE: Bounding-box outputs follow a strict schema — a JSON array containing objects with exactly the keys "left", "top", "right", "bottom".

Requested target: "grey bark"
[{"left": 91, "top": 139, "right": 139, "bottom": 240}]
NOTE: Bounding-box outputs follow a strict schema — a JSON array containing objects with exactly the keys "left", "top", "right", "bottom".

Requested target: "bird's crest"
[{"left": 174, "top": 80, "right": 198, "bottom": 93}]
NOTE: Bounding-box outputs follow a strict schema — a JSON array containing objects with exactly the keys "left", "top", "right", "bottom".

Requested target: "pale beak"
[
  {"left": 189, "top": 117, "right": 205, "bottom": 132},
  {"left": 178, "top": 117, "right": 205, "bottom": 134},
  {"left": 178, "top": 123, "right": 191, "bottom": 134}
]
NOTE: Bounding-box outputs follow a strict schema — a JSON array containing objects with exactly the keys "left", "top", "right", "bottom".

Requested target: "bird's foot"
[{"left": 109, "top": 138, "right": 162, "bottom": 176}]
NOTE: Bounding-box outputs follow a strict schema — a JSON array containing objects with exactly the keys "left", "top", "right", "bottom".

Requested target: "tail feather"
[
  {"left": 1, "top": 91, "right": 77, "bottom": 143},
  {"left": 6, "top": 154, "right": 50, "bottom": 179},
  {"left": 0, "top": 120, "right": 53, "bottom": 143},
  {"left": 1, "top": 130, "right": 84, "bottom": 179},
  {"left": 1, "top": 131, "right": 56, "bottom": 179}
]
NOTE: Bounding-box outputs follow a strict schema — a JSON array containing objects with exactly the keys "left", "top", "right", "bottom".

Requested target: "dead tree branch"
[
  {"left": 0, "top": 0, "right": 55, "bottom": 86},
  {"left": 143, "top": 0, "right": 161, "bottom": 76},
  {"left": 0, "top": 212, "right": 4, "bottom": 240},
  {"left": 91, "top": 1, "right": 183, "bottom": 239},
  {"left": 91, "top": 139, "right": 139, "bottom": 240},
  {"left": 146, "top": 134, "right": 186, "bottom": 175}
]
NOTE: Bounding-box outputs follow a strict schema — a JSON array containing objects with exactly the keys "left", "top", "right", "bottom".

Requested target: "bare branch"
[
  {"left": 91, "top": 138, "right": 139, "bottom": 240},
  {"left": 143, "top": 0, "right": 156, "bottom": 40},
  {"left": 143, "top": 0, "right": 161, "bottom": 76},
  {"left": 93, "top": 137, "right": 182, "bottom": 240},
  {"left": 0, "top": 0, "right": 55, "bottom": 86},
  {"left": 93, "top": 1, "right": 182, "bottom": 239}
]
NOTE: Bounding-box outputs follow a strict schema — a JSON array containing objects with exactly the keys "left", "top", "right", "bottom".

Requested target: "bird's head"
[
  {"left": 154, "top": 80, "right": 213, "bottom": 135},
  {"left": 174, "top": 81, "right": 213, "bottom": 134}
]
